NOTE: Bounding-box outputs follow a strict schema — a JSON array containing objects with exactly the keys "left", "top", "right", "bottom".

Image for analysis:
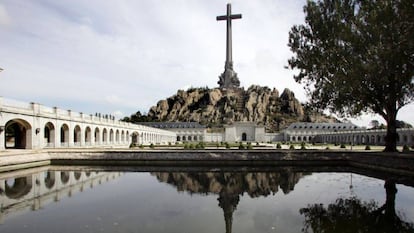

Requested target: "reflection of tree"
[
  {"left": 300, "top": 179, "right": 414, "bottom": 233},
  {"left": 152, "top": 170, "right": 306, "bottom": 233}
]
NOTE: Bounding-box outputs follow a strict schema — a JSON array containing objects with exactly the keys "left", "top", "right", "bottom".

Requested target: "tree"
[{"left": 287, "top": 0, "right": 414, "bottom": 151}]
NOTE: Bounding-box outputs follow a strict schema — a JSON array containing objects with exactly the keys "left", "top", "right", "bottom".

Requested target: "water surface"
[{"left": 0, "top": 167, "right": 413, "bottom": 233}]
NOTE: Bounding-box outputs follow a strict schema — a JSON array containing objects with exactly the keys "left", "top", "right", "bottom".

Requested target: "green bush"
[
  {"left": 216, "top": 142, "right": 220, "bottom": 148},
  {"left": 239, "top": 142, "right": 245, "bottom": 150},
  {"left": 300, "top": 142, "right": 306, "bottom": 150},
  {"left": 365, "top": 145, "right": 371, "bottom": 150},
  {"left": 340, "top": 144, "right": 346, "bottom": 149},
  {"left": 184, "top": 143, "right": 189, "bottom": 149},
  {"left": 225, "top": 142, "right": 231, "bottom": 149},
  {"left": 196, "top": 142, "right": 205, "bottom": 149},
  {"left": 325, "top": 146, "right": 330, "bottom": 150},
  {"left": 276, "top": 143, "right": 282, "bottom": 149},
  {"left": 129, "top": 143, "right": 136, "bottom": 148},
  {"left": 402, "top": 145, "right": 410, "bottom": 152},
  {"left": 289, "top": 145, "right": 295, "bottom": 150},
  {"left": 247, "top": 142, "right": 253, "bottom": 150},
  {"left": 189, "top": 144, "right": 195, "bottom": 149},
  {"left": 168, "top": 142, "right": 172, "bottom": 146},
  {"left": 139, "top": 144, "right": 144, "bottom": 149},
  {"left": 149, "top": 143, "right": 154, "bottom": 149}
]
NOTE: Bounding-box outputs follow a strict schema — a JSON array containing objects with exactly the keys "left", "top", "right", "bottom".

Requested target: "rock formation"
[{"left": 148, "top": 85, "right": 336, "bottom": 131}]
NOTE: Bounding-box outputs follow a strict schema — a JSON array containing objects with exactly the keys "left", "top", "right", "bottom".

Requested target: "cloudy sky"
[{"left": 0, "top": 0, "right": 413, "bottom": 127}]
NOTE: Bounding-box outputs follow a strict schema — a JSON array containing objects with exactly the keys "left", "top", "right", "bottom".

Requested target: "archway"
[
  {"left": 109, "top": 129, "right": 114, "bottom": 143},
  {"left": 131, "top": 132, "right": 139, "bottom": 144},
  {"left": 102, "top": 128, "right": 108, "bottom": 144},
  {"left": 5, "top": 119, "right": 32, "bottom": 149},
  {"left": 121, "top": 130, "right": 125, "bottom": 142},
  {"left": 60, "top": 124, "right": 69, "bottom": 147},
  {"left": 94, "top": 127, "right": 100, "bottom": 144},
  {"left": 74, "top": 125, "right": 81, "bottom": 146},
  {"left": 242, "top": 132, "right": 247, "bottom": 141},
  {"left": 44, "top": 122, "right": 55, "bottom": 148},
  {"left": 116, "top": 130, "right": 120, "bottom": 143},
  {"left": 85, "top": 126, "right": 92, "bottom": 145}
]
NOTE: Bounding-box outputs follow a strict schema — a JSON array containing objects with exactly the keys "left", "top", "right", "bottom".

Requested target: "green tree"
[{"left": 287, "top": 0, "right": 414, "bottom": 152}]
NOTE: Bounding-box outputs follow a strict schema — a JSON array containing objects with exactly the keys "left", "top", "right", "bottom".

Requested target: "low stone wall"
[{"left": 1, "top": 150, "right": 413, "bottom": 176}]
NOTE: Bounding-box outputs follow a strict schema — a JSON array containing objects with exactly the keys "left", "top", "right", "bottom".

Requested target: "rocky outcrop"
[{"left": 148, "top": 85, "right": 335, "bottom": 131}]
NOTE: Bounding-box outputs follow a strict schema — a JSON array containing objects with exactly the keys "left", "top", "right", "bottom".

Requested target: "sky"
[{"left": 0, "top": 0, "right": 413, "bottom": 127}]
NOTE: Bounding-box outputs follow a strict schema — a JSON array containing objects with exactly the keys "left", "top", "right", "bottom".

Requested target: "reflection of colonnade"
[
  {"left": 152, "top": 170, "right": 306, "bottom": 233},
  {"left": 0, "top": 169, "right": 122, "bottom": 223},
  {"left": 0, "top": 97, "right": 176, "bottom": 150}
]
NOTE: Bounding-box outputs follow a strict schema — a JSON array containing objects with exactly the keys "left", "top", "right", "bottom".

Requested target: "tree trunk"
[{"left": 384, "top": 111, "right": 398, "bottom": 152}]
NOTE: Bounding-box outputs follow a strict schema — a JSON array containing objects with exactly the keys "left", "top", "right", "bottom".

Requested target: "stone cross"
[{"left": 217, "top": 3, "right": 242, "bottom": 89}]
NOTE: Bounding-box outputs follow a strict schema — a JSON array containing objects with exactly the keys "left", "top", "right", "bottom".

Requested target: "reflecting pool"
[{"left": 0, "top": 167, "right": 413, "bottom": 233}]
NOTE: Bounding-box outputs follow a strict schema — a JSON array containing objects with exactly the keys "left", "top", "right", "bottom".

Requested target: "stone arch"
[
  {"left": 44, "top": 122, "right": 55, "bottom": 147},
  {"left": 74, "top": 125, "right": 81, "bottom": 146},
  {"left": 242, "top": 132, "right": 247, "bottom": 141},
  {"left": 5, "top": 176, "right": 33, "bottom": 199},
  {"left": 60, "top": 123, "right": 70, "bottom": 146},
  {"left": 94, "top": 127, "right": 100, "bottom": 144},
  {"left": 194, "top": 135, "right": 198, "bottom": 141},
  {"left": 85, "top": 126, "right": 92, "bottom": 145},
  {"left": 182, "top": 135, "right": 186, "bottom": 141},
  {"left": 109, "top": 129, "right": 114, "bottom": 142},
  {"left": 102, "top": 128, "right": 108, "bottom": 143},
  {"left": 44, "top": 171, "right": 55, "bottom": 189},
  {"left": 188, "top": 135, "right": 192, "bottom": 141},
  {"left": 5, "top": 119, "right": 32, "bottom": 149},
  {"left": 116, "top": 130, "right": 120, "bottom": 143},
  {"left": 131, "top": 132, "right": 139, "bottom": 144},
  {"left": 177, "top": 135, "right": 181, "bottom": 141},
  {"left": 377, "top": 135, "right": 382, "bottom": 144}
]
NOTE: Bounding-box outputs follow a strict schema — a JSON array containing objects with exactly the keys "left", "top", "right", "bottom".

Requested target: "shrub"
[
  {"left": 216, "top": 142, "right": 220, "bottom": 148},
  {"left": 189, "top": 144, "right": 195, "bottom": 149},
  {"left": 247, "top": 142, "right": 253, "bottom": 150},
  {"left": 184, "top": 143, "right": 189, "bottom": 149},
  {"left": 402, "top": 145, "right": 410, "bottom": 153},
  {"left": 225, "top": 142, "right": 231, "bottom": 149},
  {"left": 129, "top": 143, "right": 136, "bottom": 148},
  {"left": 289, "top": 145, "right": 295, "bottom": 150},
  {"left": 196, "top": 142, "right": 205, "bottom": 149},
  {"left": 239, "top": 142, "right": 245, "bottom": 150},
  {"left": 149, "top": 143, "right": 154, "bottom": 149},
  {"left": 365, "top": 145, "right": 371, "bottom": 150},
  {"left": 168, "top": 142, "right": 172, "bottom": 146},
  {"left": 139, "top": 144, "right": 144, "bottom": 149},
  {"left": 340, "top": 144, "right": 346, "bottom": 149},
  {"left": 276, "top": 143, "right": 282, "bottom": 149},
  {"left": 256, "top": 142, "right": 260, "bottom": 146},
  {"left": 325, "top": 146, "right": 330, "bottom": 150}
]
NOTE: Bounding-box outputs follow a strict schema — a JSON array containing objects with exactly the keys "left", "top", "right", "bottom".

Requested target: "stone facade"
[{"left": 0, "top": 97, "right": 176, "bottom": 150}]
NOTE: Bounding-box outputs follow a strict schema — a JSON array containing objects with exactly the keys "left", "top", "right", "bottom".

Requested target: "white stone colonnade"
[{"left": 0, "top": 97, "right": 176, "bottom": 150}]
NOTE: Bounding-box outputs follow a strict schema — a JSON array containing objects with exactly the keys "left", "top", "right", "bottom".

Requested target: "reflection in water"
[
  {"left": 0, "top": 169, "right": 122, "bottom": 224},
  {"left": 152, "top": 169, "right": 307, "bottom": 233},
  {"left": 5, "top": 177, "right": 32, "bottom": 199},
  {"left": 300, "top": 179, "right": 414, "bottom": 233}
]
